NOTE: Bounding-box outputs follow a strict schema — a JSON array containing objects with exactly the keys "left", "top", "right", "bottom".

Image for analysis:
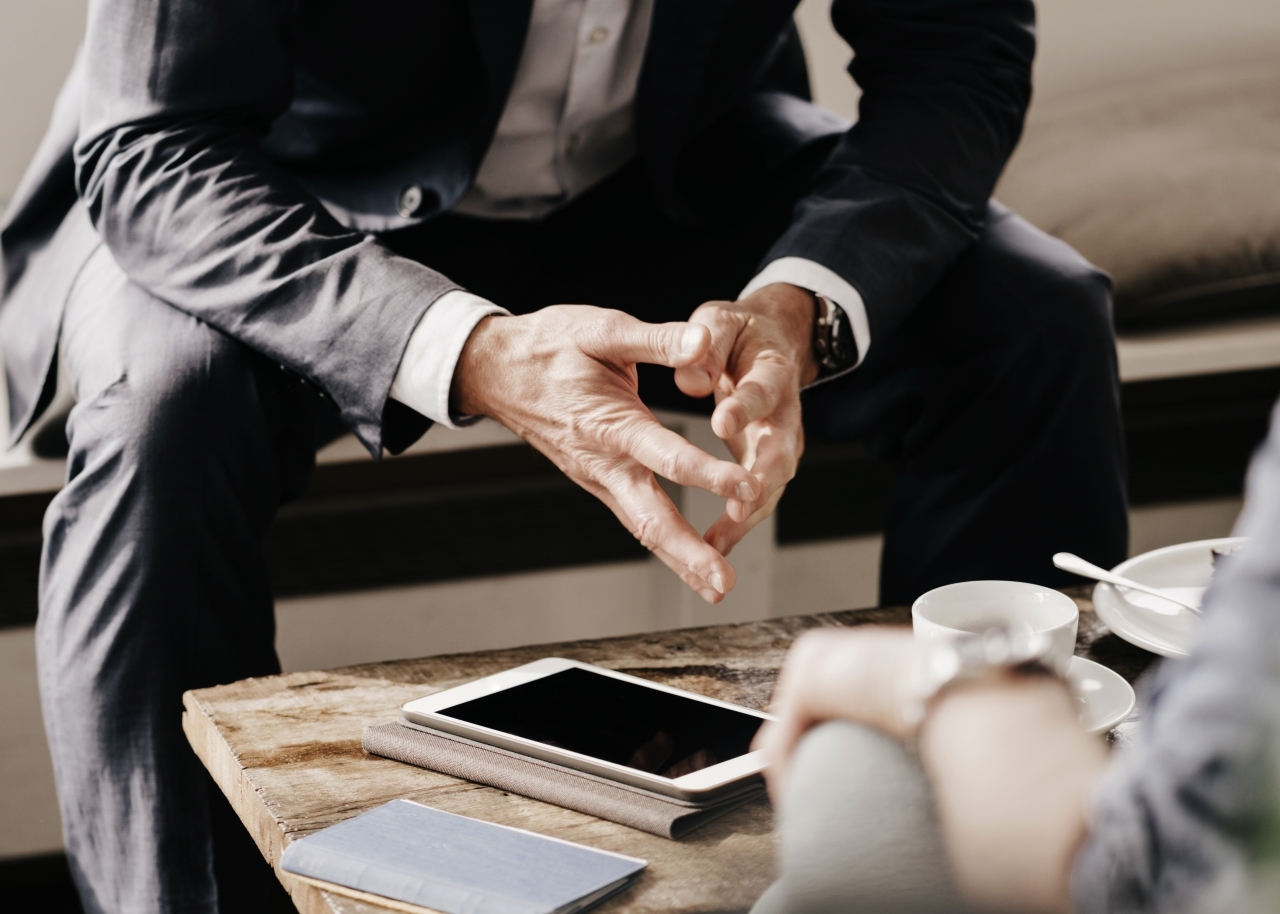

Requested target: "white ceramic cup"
[{"left": 911, "top": 580, "right": 1079, "bottom": 676}]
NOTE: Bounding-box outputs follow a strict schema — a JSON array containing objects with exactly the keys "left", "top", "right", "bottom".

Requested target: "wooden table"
[{"left": 183, "top": 595, "right": 1155, "bottom": 914}]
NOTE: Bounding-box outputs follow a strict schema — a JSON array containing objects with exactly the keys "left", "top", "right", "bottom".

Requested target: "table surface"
[{"left": 183, "top": 593, "right": 1156, "bottom": 914}]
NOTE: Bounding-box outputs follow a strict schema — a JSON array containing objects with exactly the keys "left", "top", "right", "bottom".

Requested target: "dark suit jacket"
[{"left": 0, "top": 0, "right": 1034, "bottom": 454}]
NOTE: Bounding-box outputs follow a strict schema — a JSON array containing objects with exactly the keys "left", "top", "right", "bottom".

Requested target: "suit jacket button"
[{"left": 397, "top": 184, "right": 425, "bottom": 217}]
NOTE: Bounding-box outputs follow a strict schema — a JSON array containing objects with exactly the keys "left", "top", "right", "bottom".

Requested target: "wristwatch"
[
  {"left": 812, "top": 293, "right": 858, "bottom": 377},
  {"left": 899, "top": 625, "right": 1059, "bottom": 734}
]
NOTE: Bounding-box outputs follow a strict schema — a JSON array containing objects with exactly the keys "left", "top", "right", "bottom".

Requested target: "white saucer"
[
  {"left": 1092, "top": 536, "right": 1247, "bottom": 658},
  {"left": 1069, "top": 656, "right": 1136, "bottom": 735}
]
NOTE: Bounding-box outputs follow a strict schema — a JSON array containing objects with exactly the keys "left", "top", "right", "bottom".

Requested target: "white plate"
[
  {"left": 1070, "top": 656, "right": 1136, "bottom": 735},
  {"left": 1092, "top": 536, "right": 1248, "bottom": 658}
]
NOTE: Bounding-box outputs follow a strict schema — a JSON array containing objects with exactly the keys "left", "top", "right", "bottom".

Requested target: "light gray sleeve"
[
  {"left": 1071, "top": 398, "right": 1280, "bottom": 914},
  {"left": 75, "top": 0, "right": 461, "bottom": 455}
]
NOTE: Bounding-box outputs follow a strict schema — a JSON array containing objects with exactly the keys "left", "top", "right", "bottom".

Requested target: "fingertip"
[
  {"left": 679, "top": 324, "right": 710, "bottom": 362},
  {"left": 675, "top": 365, "right": 714, "bottom": 397},
  {"left": 711, "top": 402, "right": 739, "bottom": 439},
  {"left": 730, "top": 499, "right": 756, "bottom": 524}
]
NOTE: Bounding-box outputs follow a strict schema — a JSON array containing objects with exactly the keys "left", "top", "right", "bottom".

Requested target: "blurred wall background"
[
  {"left": 7, "top": 0, "right": 1280, "bottom": 217},
  {"left": 0, "top": 0, "right": 84, "bottom": 219}
]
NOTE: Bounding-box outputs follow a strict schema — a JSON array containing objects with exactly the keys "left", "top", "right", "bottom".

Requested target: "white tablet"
[{"left": 401, "top": 657, "right": 774, "bottom": 801}]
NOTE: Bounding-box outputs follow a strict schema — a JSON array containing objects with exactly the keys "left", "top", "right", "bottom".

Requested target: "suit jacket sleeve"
[
  {"left": 765, "top": 0, "right": 1035, "bottom": 346},
  {"left": 74, "top": 0, "right": 455, "bottom": 455}
]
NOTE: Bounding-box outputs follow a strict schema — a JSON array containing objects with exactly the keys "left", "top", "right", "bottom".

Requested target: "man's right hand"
[{"left": 452, "top": 305, "right": 761, "bottom": 603}]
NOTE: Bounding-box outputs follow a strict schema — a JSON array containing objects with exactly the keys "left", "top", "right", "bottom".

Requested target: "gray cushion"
[{"left": 997, "top": 58, "right": 1280, "bottom": 330}]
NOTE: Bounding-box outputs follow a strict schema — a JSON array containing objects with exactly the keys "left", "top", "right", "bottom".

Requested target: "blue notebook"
[{"left": 280, "top": 799, "right": 647, "bottom": 914}]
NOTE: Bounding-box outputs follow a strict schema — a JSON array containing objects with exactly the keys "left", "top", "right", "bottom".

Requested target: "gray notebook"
[{"left": 280, "top": 799, "right": 647, "bottom": 914}]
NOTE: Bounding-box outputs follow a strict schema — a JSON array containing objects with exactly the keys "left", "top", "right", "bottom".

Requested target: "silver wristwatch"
[
  {"left": 899, "top": 625, "right": 1059, "bottom": 733},
  {"left": 812, "top": 294, "right": 858, "bottom": 377}
]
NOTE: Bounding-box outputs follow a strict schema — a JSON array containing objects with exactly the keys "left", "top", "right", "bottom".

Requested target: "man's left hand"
[{"left": 674, "top": 283, "right": 819, "bottom": 555}]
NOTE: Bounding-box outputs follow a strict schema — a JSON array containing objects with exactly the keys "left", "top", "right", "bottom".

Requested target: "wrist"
[
  {"left": 451, "top": 314, "right": 506, "bottom": 418},
  {"left": 752, "top": 283, "right": 820, "bottom": 386},
  {"left": 918, "top": 676, "right": 1104, "bottom": 913}
]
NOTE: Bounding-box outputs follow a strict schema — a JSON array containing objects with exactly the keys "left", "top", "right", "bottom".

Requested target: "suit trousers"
[{"left": 39, "top": 160, "right": 1125, "bottom": 913}]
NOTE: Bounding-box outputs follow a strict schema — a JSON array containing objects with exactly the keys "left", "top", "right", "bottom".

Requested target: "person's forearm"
[
  {"left": 919, "top": 678, "right": 1109, "bottom": 913},
  {"left": 78, "top": 0, "right": 460, "bottom": 455}
]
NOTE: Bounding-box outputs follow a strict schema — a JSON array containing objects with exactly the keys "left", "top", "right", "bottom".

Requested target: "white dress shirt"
[{"left": 390, "top": 0, "right": 870, "bottom": 428}]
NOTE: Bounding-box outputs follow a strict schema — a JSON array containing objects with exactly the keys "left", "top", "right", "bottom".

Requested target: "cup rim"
[{"left": 912, "top": 580, "right": 1078, "bottom": 633}]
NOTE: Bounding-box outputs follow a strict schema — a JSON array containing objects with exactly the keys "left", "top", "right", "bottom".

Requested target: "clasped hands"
[{"left": 452, "top": 283, "right": 818, "bottom": 604}]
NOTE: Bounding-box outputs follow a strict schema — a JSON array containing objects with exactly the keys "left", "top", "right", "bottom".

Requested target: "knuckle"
[
  {"left": 694, "top": 301, "right": 732, "bottom": 321},
  {"left": 585, "top": 312, "right": 626, "bottom": 351},
  {"left": 669, "top": 442, "right": 706, "bottom": 483},
  {"left": 632, "top": 512, "right": 664, "bottom": 551},
  {"left": 737, "top": 389, "right": 767, "bottom": 416},
  {"left": 656, "top": 448, "right": 682, "bottom": 482},
  {"left": 594, "top": 419, "right": 625, "bottom": 456},
  {"left": 652, "top": 325, "right": 677, "bottom": 357}
]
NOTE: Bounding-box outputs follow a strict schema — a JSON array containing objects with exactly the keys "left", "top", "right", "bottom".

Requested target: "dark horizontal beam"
[
  {"left": 0, "top": 367, "right": 1276, "bottom": 628},
  {"left": 267, "top": 445, "right": 647, "bottom": 597}
]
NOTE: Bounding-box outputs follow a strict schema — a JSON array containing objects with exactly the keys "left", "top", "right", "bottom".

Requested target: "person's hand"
[
  {"left": 752, "top": 627, "right": 920, "bottom": 800},
  {"left": 673, "top": 283, "right": 819, "bottom": 555},
  {"left": 758, "top": 627, "right": 1106, "bottom": 914},
  {"left": 452, "top": 305, "right": 761, "bottom": 603}
]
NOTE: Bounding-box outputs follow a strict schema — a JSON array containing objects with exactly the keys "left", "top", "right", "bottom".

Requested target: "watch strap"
[{"left": 899, "top": 626, "right": 1059, "bottom": 734}]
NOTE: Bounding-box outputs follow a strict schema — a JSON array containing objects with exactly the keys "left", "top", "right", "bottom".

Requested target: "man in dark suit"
[{"left": 0, "top": 0, "right": 1126, "bottom": 910}]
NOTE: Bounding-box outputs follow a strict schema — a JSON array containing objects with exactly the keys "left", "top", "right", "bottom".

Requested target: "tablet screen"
[{"left": 436, "top": 667, "right": 764, "bottom": 779}]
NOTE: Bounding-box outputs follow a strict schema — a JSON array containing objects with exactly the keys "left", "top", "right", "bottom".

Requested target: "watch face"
[{"left": 816, "top": 296, "right": 858, "bottom": 374}]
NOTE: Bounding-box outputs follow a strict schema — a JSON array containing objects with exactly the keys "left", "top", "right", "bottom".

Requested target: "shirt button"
[
  {"left": 589, "top": 26, "right": 609, "bottom": 44},
  {"left": 397, "top": 184, "right": 425, "bottom": 217}
]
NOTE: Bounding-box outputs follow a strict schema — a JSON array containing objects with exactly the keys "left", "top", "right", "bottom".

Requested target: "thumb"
[
  {"left": 580, "top": 314, "right": 711, "bottom": 367},
  {"left": 675, "top": 304, "right": 742, "bottom": 399}
]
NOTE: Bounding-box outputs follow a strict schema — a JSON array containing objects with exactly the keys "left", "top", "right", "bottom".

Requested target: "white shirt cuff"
[
  {"left": 739, "top": 256, "right": 871, "bottom": 376},
  {"left": 390, "top": 290, "right": 510, "bottom": 428}
]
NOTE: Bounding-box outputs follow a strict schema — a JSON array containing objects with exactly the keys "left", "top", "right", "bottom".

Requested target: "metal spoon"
[{"left": 1053, "top": 552, "right": 1203, "bottom": 616}]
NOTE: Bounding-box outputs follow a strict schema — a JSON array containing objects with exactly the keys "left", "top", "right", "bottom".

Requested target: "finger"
[
  {"left": 589, "top": 483, "right": 727, "bottom": 602},
  {"left": 596, "top": 466, "right": 739, "bottom": 599},
  {"left": 718, "top": 402, "right": 802, "bottom": 520},
  {"left": 735, "top": 422, "right": 801, "bottom": 517},
  {"left": 649, "top": 526, "right": 738, "bottom": 604},
  {"left": 578, "top": 312, "right": 711, "bottom": 368},
  {"left": 711, "top": 354, "right": 792, "bottom": 439},
  {"left": 705, "top": 484, "right": 785, "bottom": 556},
  {"left": 675, "top": 304, "right": 743, "bottom": 398},
  {"left": 610, "top": 413, "right": 759, "bottom": 502}
]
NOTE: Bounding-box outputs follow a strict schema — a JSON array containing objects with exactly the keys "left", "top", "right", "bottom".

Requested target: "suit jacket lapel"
[{"left": 637, "top": 0, "right": 737, "bottom": 187}]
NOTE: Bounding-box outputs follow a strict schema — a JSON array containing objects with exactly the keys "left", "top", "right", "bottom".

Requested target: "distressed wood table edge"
[
  {"left": 184, "top": 683, "right": 338, "bottom": 913},
  {"left": 183, "top": 594, "right": 1149, "bottom": 914}
]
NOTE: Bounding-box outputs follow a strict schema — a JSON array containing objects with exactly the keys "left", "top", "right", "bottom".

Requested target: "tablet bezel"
[{"left": 400, "top": 657, "right": 773, "bottom": 801}]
